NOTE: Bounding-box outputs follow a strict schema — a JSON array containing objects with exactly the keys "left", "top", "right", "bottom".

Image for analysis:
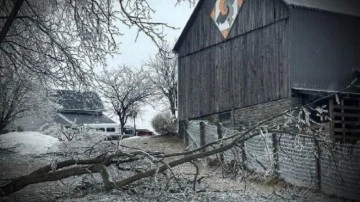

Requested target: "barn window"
[
  {"left": 329, "top": 96, "right": 360, "bottom": 142},
  {"left": 219, "top": 112, "right": 231, "bottom": 122}
]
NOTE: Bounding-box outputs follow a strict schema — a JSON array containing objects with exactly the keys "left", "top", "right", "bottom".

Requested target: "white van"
[
  {"left": 83, "top": 123, "right": 135, "bottom": 140},
  {"left": 83, "top": 123, "right": 121, "bottom": 140}
]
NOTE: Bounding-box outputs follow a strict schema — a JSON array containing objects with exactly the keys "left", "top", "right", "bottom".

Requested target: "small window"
[
  {"left": 219, "top": 112, "right": 231, "bottom": 122},
  {"left": 97, "top": 128, "right": 105, "bottom": 131},
  {"left": 106, "top": 127, "right": 115, "bottom": 132}
]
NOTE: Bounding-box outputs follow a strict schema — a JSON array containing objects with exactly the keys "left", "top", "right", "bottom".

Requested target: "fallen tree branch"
[
  {"left": 0, "top": 125, "right": 262, "bottom": 196},
  {"left": 0, "top": 164, "right": 112, "bottom": 196}
]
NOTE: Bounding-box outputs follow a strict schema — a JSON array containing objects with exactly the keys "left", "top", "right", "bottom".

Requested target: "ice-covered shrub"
[{"left": 151, "top": 112, "right": 177, "bottom": 136}]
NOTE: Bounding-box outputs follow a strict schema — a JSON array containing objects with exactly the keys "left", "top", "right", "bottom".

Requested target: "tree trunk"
[
  {"left": 0, "top": 0, "right": 25, "bottom": 44},
  {"left": 170, "top": 100, "right": 176, "bottom": 116},
  {"left": 120, "top": 120, "right": 125, "bottom": 135},
  {"left": 0, "top": 164, "right": 112, "bottom": 196},
  {"left": 168, "top": 96, "right": 176, "bottom": 117}
]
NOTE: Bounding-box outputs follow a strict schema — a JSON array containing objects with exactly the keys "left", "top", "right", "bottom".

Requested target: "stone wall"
[
  {"left": 190, "top": 98, "right": 301, "bottom": 130},
  {"left": 233, "top": 99, "right": 298, "bottom": 130}
]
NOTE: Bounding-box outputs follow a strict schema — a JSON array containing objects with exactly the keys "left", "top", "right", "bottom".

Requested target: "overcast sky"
[{"left": 104, "top": 0, "right": 196, "bottom": 131}]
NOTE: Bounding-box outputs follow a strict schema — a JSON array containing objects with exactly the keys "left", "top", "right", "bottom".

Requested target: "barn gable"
[
  {"left": 173, "top": 0, "right": 289, "bottom": 57},
  {"left": 175, "top": 0, "right": 292, "bottom": 121},
  {"left": 174, "top": 0, "right": 360, "bottom": 56}
]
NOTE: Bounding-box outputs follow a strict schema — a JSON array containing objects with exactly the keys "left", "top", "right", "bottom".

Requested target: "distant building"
[{"left": 53, "top": 89, "right": 115, "bottom": 127}]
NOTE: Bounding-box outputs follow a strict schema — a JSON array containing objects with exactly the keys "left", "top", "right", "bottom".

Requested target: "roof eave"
[
  {"left": 173, "top": 0, "right": 205, "bottom": 53},
  {"left": 282, "top": 0, "right": 360, "bottom": 18}
]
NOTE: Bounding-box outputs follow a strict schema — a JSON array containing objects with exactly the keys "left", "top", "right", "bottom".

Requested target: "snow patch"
[
  {"left": 0, "top": 132, "right": 61, "bottom": 155},
  {"left": 125, "top": 136, "right": 143, "bottom": 140}
]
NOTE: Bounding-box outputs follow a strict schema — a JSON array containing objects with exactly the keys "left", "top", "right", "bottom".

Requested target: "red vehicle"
[{"left": 136, "top": 129, "right": 154, "bottom": 136}]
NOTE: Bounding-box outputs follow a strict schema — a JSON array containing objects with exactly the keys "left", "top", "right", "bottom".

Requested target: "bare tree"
[
  {"left": 97, "top": 66, "right": 154, "bottom": 135},
  {"left": 0, "top": 67, "right": 55, "bottom": 132},
  {"left": 0, "top": 0, "right": 194, "bottom": 86},
  {"left": 145, "top": 42, "right": 177, "bottom": 116}
]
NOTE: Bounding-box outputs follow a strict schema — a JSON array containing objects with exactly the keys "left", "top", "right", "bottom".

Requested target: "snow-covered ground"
[
  {"left": 0, "top": 132, "right": 61, "bottom": 155},
  {"left": 0, "top": 135, "right": 346, "bottom": 202}
]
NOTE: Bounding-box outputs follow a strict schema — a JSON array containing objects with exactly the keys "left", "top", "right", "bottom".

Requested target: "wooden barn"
[{"left": 174, "top": 0, "right": 360, "bottom": 140}]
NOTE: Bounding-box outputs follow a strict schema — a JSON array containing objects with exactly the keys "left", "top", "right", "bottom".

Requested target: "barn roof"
[
  {"left": 173, "top": 0, "right": 360, "bottom": 52},
  {"left": 283, "top": 0, "right": 360, "bottom": 17}
]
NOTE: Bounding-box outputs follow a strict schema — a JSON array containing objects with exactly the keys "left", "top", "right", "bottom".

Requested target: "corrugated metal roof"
[{"left": 283, "top": 0, "right": 360, "bottom": 17}]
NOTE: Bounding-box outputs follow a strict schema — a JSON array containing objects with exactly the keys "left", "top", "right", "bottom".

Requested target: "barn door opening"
[{"left": 330, "top": 96, "right": 360, "bottom": 142}]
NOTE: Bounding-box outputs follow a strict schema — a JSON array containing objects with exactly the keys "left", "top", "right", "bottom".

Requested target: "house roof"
[
  {"left": 53, "top": 90, "right": 104, "bottom": 112},
  {"left": 56, "top": 113, "right": 115, "bottom": 126},
  {"left": 173, "top": 0, "right": 360, "bottom": 52}
]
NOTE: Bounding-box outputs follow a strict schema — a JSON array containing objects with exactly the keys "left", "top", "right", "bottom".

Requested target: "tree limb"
[{"left": 0, "top": 0, "right": 25, "bottom": 44}]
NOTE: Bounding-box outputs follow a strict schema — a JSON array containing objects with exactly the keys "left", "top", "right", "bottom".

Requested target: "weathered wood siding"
[
  {"left": 177, "top": 0, "right": 289, "bottom": 57},
  {"left": 290, "top": 8, "right": 360, "bottom": 92},
  {"left": 177, "top": 0, "right": 290, "bottom": 121}
]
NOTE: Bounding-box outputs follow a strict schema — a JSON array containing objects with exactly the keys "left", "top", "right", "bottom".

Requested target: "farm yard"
[
  {"left": 0, "top": 133, "right": 347, "bottom": 202},
  {"left": 1, "top": 0, "right": 360, "bottom": 201}
]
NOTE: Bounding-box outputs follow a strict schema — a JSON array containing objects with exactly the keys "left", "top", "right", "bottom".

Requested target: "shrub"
[
  {"left": 41, "top": 123, "right": 107, "bottom": 142},
  {"left": 151, "top": 112, "right": 177, "bottom": 136}
]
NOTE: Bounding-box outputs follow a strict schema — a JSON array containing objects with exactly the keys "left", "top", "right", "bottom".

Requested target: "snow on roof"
[
  {"left": 59, "top": 113, "right": 115, "bottom": 125},
  {"left": 0, "top": 132, "right": 61, "bottom": 155},
  {"left": 54, "top": 89, "right": 104, "bottom": 112}
]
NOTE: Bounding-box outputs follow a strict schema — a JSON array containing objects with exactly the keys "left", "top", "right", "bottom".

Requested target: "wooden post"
[
  {"left": 329, "top": 100, "right": 334, "bottom": 140},
  {"left": 231, "top": 108, "right": 235, "bottom": 130},
  {"left": 183, "top": 121, "right": 188, "bottom": 145},
  {"left": 272, "top": 133, "right": 279, "bottom": 176},
  {"left": 200, "top": 122, "right": 206, "bottom": 152},
  {"left": 341, "top": 99, "right": 345, "bottom": 140},
  {"left": 217, "top": 123, "right": 224, "bottom": 162},
  {"left": 314, "top": 138, "right": 322, "bottom": 190},
  {"left": 240, "top": 142, "right": 246, "bottom": 168}
]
